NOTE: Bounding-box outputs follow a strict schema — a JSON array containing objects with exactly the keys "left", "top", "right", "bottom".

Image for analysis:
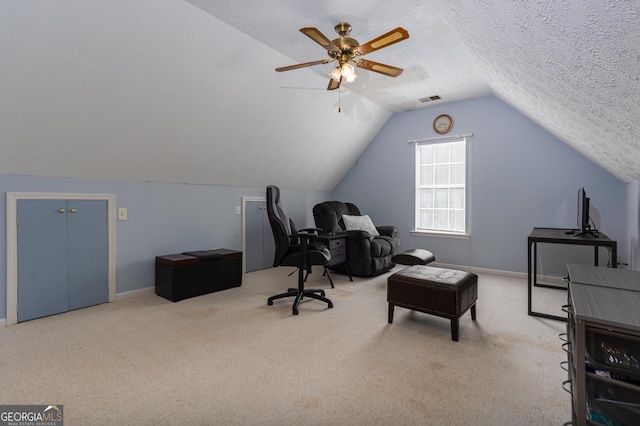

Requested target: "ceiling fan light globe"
[
  {"left": 329, "top": 66, "right": 342, "bottom": 82},
  {"left": 341, "top": 63, "right": 357, "bottom": 82}
]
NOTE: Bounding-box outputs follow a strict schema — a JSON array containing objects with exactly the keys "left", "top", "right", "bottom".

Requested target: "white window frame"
[{"left": 412, "top": 135, "right": 470, "bottom": 238}]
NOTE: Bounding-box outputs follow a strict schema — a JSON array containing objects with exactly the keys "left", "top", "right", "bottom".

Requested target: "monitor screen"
[{"left": 577, "top": 187, "right": 590, "bottom": 232}]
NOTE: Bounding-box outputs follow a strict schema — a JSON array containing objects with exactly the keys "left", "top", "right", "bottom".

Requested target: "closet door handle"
[
  {"left": 58, "top": 209, "right": 65, "bottom": 214},
  {"left": 70, "top": 209, "right": 77, "bottom": 214}
]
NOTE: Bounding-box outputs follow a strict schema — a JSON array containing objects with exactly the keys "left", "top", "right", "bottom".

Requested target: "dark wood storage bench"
[{"left": 155, "top": 249, "right": 242, "bottom": 302}]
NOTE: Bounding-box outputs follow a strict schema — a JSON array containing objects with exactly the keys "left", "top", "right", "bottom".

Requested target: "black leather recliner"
[{"left": 313, "top": 201, "right": 399, "bottom": 277}]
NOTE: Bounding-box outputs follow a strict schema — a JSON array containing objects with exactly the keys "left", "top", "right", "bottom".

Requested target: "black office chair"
[{"left": 266, "top": 185, "right": 333, "bottom": 315}]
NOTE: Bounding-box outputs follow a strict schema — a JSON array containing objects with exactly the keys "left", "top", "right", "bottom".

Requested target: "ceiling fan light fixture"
[
  {"left": 329, "top": 62, "right": 358, "bottom": 83},
  {"left": 341, "top": 63, "right": 357, "bottom": 82},
  {"left": 329, "top": 66, "right": 342, "bottom": 82}
]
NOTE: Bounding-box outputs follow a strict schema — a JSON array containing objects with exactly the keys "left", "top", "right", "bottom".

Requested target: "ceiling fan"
[{"left": 275, "top": 22, "right": 409, "bottom": 90}]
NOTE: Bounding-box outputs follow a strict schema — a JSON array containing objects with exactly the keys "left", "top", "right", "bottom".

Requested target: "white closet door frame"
[{"left": 5, "top": 192, "right": 116, "bottom": 326}]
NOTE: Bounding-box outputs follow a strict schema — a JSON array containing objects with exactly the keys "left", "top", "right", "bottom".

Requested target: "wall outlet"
[
  {"left": 235, "top": 206, "right": 241, "bottom": 215},
  {"left": 118, "top": 208, "right": 128, "bottom": 221}
]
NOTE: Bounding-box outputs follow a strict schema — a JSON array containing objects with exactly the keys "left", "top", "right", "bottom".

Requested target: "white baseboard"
[
  {"left": 1, "top": 287, "right": 155, "bottom": 327},
  {"left": 431, "top": 262, "right": 566, "bottom": 286},
  {"left": 115, "top": 286, "right": 155, "bottom": 301}
]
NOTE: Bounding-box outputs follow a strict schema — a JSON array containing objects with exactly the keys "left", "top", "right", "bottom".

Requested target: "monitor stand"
[{"left": 574, "top": 228, "right": 599, "bottom": 237}]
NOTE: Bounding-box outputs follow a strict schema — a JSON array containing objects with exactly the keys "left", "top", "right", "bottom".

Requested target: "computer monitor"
[{"left": 576, "top": 187, "right": 598, "bottom": 237}]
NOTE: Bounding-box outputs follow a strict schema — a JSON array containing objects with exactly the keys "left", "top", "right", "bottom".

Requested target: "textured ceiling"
[
  {"left": 1, "top": 0, "right": 639, "bottom": 191},
  {"left": 187, "top": 0, "right": 640, "bottom": 183},
  {"left": 186, "top": 0, "right": 492, "bottom": 112}
]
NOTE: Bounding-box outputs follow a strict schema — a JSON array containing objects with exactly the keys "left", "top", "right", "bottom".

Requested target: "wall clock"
[{"left": 433, "top": 114, "right": 453, "bottom": 134}]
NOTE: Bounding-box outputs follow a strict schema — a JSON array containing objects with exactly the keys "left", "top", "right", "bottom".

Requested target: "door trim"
[
  {"left": 241, "top": 196, "right": 266, "bottom": 274},
  {"left": 5, "top": 192, "right": 116, "bottom": 326}
]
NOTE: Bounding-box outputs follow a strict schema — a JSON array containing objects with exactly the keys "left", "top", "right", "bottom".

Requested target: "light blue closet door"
[
  {"left": 17, "top": 199, "right": 108, "bottom": 322},
  {"left": 67, "top": 200, "right": 108, "bottom": 310},
  {"left": 17, "top": 200, "right": 69, "bottom": 322},
  {"left": 245, "top": 200, "right": 275, "bottom": 272}
]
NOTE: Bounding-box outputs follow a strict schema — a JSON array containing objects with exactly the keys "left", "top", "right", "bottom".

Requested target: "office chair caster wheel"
[
  {"left": 293, "top": 308, "right": 299, "bottom": 315},
  {"left": 268, "top": 300, "right": 273, "bottom": 305},
  {"left": 328, "top": 302, "right": 333, "bottom": 309}
]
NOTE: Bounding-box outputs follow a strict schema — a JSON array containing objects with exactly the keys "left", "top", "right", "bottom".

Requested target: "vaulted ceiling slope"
[
  {"left": 187, "top": 0, "right": 640, "bottom": 183},
  {"left": 0, "top": 0, "right": 392, "bottom": 192},
  {"left": 1, "top": 1, "right": 638, "bottom": 192}
]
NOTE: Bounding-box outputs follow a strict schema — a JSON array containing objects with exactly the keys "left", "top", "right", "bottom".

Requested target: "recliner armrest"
[
  {"left": 376, "top": 225, "right": 398, "bottom": 238},
  {"left": 345, "top": 229, "right": 375, "bottom": 240}
]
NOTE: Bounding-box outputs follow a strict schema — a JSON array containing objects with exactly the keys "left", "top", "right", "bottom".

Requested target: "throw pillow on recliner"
[{"left": 342, "top": 214, "right": 380, "bottom": 236}]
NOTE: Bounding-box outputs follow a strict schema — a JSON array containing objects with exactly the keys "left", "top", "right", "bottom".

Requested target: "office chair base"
[
  {"left": 290, "top": 267, "right": 335, "bottom": 289},
  {"left": 268, "top": 288, "right": 333, "bottom": 315}
]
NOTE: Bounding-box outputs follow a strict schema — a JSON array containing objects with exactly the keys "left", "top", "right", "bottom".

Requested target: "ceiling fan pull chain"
[{"left": 338, "top": 84, "right": 341, "bottom": 113}]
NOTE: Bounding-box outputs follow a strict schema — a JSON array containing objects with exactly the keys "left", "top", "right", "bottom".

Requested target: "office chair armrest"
[
  {"left": 297, "top": 227, "right": 322, "bottom": 234},
  {"left": 290, "top": 232, "right": 317, "bottom": 241}
]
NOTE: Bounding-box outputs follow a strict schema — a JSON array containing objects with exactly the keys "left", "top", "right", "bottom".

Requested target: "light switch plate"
[{"left": 118, "top": 208, "right": 128, "bottom": 221}]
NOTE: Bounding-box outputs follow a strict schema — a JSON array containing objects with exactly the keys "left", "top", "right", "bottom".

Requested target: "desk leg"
[
  {"left": 344, "top": 262, "right": 353, "bottom": 281},
  {"left": 533, "top": 242, "right": 537, "bottom": 286},
  {"left": 528, "top": 241, "right": 532, "bottom": 315},
  {"left": 594, "top": 246, "right": 599, "bottom": 266},
  {"left": 532, "top": 242, "right": 565, "bottom": 290},
  {"left": 528, "top": 239, "right": 567, "bottom": 322}
]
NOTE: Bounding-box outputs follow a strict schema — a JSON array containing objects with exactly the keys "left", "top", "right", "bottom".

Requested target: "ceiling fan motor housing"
[{"left": 330, "top": 22, "right": 359, "bottom": 58}]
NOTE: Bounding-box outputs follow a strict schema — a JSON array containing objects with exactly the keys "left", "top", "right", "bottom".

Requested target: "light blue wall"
[
  {"left": 2, "top": 95, "right": 636, "bottom": 321},
  {"left": 333, "top": 96, "right": 629, "bottom": 274},
  {"left": 0, "top": 175, "right": 330, "bottom": 319}
]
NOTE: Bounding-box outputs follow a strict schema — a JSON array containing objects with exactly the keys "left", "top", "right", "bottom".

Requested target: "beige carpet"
[{"left": 0, "top": 265, "right": 571, "bottom": 425}]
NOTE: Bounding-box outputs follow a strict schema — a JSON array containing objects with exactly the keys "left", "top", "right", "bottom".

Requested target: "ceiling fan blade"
[
  {"left": 300, "top": 27, "right": 340, "bottom": 53},
  {"left": 356, "top": 59, "right": 404, "bottom": 77},
  {"left": 276, "top": 59, "right": 331, "bottom": 72},
  {"left": 355, "top": 27, "right": 409, "bottom": 56},
  {"left": 327, "top": 78, "right": 341, "bottom": 91}
]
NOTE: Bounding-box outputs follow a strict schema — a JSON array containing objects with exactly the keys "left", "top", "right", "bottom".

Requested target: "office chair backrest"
[{"left": 266, "top": 185, "right": 293, "bottom": 267}]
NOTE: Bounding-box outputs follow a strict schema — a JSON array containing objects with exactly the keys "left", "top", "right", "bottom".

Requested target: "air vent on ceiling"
[{"left": 419, "top": 95, "right": 441, "bottom": 103}]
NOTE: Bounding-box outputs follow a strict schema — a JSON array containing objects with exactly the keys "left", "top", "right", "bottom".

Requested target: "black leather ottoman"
[
  {"left": 387, "top": 265, "right": 478, "bottom": 341},
  {"left": 391, "top": 248, "right": 435, "bottom": 265}
]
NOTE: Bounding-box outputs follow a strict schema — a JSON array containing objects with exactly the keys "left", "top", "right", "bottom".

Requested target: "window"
[{"left": 415, "top": 138, "right": 467, "bottom": 234}]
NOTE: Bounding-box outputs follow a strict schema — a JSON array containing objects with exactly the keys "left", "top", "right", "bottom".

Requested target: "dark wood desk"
[{"left": 527, "top": 227, "right": 617, "bottom": 321}]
